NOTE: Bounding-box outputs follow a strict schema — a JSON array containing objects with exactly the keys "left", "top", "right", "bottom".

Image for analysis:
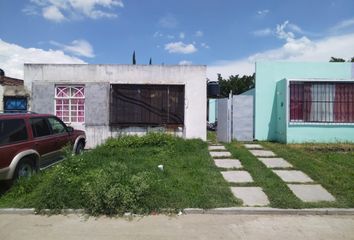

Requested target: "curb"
[
  {"left": 183, "top": 207, "right": 354, "bottom": 215},
  {"left": 1, "top": 207, "right": 354, "bottom": 216},
  {"left": 0, "top": 208, "right": 85, "bottom": 215}
]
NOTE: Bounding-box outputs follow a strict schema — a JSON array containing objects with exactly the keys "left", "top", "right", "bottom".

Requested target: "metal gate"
[{"left": 217, "top": 92, "right": 254, "bottom": 142}]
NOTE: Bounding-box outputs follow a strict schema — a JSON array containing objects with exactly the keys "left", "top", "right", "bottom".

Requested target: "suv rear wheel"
[{"left": 14, "top": 157, "right": 35, "bottom": 180}]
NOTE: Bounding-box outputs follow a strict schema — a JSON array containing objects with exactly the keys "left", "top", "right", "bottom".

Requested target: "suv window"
[
  {"left": 48, "top": 117, "right": 67, "bottom": 134},
  {"left": 0, "top": 119, "right": 28, "bottom": 146},
  {"left": 30, "top": 118, "right": 51, "bottom": 138}
]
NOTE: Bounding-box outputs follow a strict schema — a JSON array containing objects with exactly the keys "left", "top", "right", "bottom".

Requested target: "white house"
[{"left": 24, "top": 64, "right": 207, "bottom": 148}]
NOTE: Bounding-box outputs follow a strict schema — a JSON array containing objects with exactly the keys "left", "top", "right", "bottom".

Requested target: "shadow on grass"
[{"left": 0, "top": 181, "right": 11, "bottom": 197}]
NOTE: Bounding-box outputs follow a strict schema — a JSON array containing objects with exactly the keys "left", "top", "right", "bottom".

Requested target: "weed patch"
[{"left": 0, "top": 133, "right": 238, "bottom": 215}]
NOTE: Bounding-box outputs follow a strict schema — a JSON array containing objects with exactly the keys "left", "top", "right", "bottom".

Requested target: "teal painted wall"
[
  {"left": 255, "top": 61, "right": 353, "bottom": 143},
  {"left": 208, "top": 99, "right": 217, "bottom": 123}
]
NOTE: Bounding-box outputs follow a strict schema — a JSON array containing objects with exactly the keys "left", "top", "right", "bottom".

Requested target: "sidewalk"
[{"left": 0, "top": 214, "right": 353, "bottom": 240}]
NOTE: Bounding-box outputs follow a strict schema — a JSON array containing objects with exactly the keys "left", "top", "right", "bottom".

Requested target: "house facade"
[
  {"left": 24, "top": 64, "right": 207, "bottom": 148},
  {"left": 255, "top": 61, "right": 354, "bottom": 143},
  {"left": 0, "top": 70, "right": 29, "bottom": 113}
]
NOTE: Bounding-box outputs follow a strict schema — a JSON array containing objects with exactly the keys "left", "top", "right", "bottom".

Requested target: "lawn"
[
  {"left": 0, "top": 133, "right": 239, "bottom": 215},
  {"left": 226, "top": 141, "right": 354, "bottom": 208}
]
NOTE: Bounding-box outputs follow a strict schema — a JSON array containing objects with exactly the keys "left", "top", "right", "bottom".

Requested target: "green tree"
[
  {"left": 132, "top": 51, "right": 136, "bottom": 65},
  {"left": 217, "top": 73, "right": 255, "bottom": 97},
  {"left": 329, "top": 57, "right": 346, "bottom": 62},
  {"left": 329, "top": 56, "right": 354, "bottom": 62}
]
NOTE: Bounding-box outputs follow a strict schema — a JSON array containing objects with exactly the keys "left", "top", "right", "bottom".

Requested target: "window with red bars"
[
  {"left": 55, "top": 85, "right": 85, "bottom": 123},
  {"left": 110, "top": 84, "right": 184, "bottom": 126},
  {"left": 289, "top": 82, "right": 354, "bottom": 123}
]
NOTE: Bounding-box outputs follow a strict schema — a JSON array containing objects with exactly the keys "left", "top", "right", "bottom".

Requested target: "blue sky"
[{"left": 1, "top": 0, "right": 354, "bottom": 80}]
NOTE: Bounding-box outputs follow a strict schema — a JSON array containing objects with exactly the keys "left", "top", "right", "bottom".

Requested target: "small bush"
[{"left": 105, "top": 132, "right": 177, "bottom": 148}]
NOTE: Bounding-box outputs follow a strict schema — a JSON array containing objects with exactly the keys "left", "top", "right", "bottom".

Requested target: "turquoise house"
[{"left": 255, "top": 61, "right": 354, "bottom": 143}]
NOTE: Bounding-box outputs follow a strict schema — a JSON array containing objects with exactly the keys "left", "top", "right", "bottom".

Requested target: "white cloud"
[
  {"left": 167, "top": 35, "right": 175, "bottom": 39},
  {"left": 179, "top": 32, "right": 185, "bottom": 39},
  {"left": 0, "top": 39, "right": 85, "bottom": 79},
  {"left": 257, "top": 9, "right": 269, "bottom": 16},
  {"left": 179, "top": 60, "right": 192, "bottom": 65},
  {"left": 50, "top": 39, "right": 95, "bottom": 58},
  {"left": 287, "top": 23, "right": 304, "bottom": 34},
  {"left": 24, "top": 0, "right": 124, "bottom": 22},
  {"left": 165, "top": 41, "right": 197, "bottom": 54},
  {"left": 253, "top": 21, "right": 303, "bottom": 38},
  {"left": 42, "top": 5, "right": 66, "bottom": 22},
  {"left": 195, "top": 30, "right": 203, "bottom": 37},
  {"left": 252, "top": 28, "right": 272, "bottom": 37},
  {"left": 330, "top": 18, "right": 354, "bottom": 33},
  {"left": 207, "top": 33, "right": 354, "bottom": 80},
  {"left": 201, "top": 42, "right": 210, "bottom": 49},
  {"left": 276, "top": 20, "right": 295, "bottom": 40},
  {"left": 153, "top": 31, "right": 163, "bottom": 38},
  {"left": 158, "top": 14, "right": 178, "bottom": 28}
]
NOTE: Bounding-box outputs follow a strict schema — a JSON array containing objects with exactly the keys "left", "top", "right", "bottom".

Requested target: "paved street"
[{"left": 0, "top": 214, "right": 353, "bottom": 240}]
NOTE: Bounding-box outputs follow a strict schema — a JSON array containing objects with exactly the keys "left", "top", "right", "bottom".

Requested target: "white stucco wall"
[{"left": 24, "top": 64, "right": 207, "bottom": 146}]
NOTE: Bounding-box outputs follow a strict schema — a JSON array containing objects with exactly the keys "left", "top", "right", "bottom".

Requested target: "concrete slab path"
[
  {"left": 221, "top": 171, "right": 254, "bottom": 183},
  {"left": 249, "top": 150, "right": 276, "bottom": 157},
  {"left": 273, "top": 170, "right": 314, "bottom": 183},
  {"left": 214, "top": 159, "right": 242, "bottom": 169},
  {"left": 230, "top": 187, "right": 270, "bottom": 206},
  {"left": 208, "top": 145, "right": 226, "bottom": 151},
  {"left": 244, "top": 144, "right": 263, "bottom": 149},
  {"left": 288, "top": 184, "right": 336, "bottom": 202},
  {"left": 210, "top": 151, "right": 232, "bottom": 158},
  {"left": 258, "top": 157, "right": 293, "bottom": 168}
]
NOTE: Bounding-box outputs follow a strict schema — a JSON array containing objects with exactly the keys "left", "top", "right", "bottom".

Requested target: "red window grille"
[{"left": 289, "top": 82, "right": 354, "bottom": 123}]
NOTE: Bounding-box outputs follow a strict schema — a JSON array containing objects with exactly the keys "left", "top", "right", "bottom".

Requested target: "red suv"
[{"left": 0, "top": 113, "right": 86, "bottom": 181}]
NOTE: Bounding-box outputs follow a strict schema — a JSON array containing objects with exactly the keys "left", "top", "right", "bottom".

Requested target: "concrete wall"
[
  {"left": 255, "top": 61, "right": 354, "bottom": 143},
  {"left": 25, "top": 64, "right": 207, "bottom": 148},
  {"left": 233, "top": 94, "right": 253, "bottom": 141}
]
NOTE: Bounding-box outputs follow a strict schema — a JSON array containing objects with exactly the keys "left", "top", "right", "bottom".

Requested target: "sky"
[{"left": 1, "top": 0, "right": 354, "bottom": 80}]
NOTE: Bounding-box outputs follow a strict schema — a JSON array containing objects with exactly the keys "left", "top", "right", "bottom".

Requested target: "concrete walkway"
[
  {"left": 246, "top": 143, "right": 336, "bottom": 203},
  {"left": 208, "top": 143, "right": 269, "bottom": 206},
  {"left": 1, "top": 214, "right": 353, "bottom": 240}
]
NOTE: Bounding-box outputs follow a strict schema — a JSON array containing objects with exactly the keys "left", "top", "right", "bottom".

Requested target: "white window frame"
[{"left": 54, "top": 85, "right": 85, "bottom": 124}]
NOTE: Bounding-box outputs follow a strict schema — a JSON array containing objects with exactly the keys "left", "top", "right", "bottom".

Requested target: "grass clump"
[
  {"left": 226, "top": 141, "right": 353, "bottom": 208},
  {"left": 0, "top": 133, "right": 238, "bottom": 215}
]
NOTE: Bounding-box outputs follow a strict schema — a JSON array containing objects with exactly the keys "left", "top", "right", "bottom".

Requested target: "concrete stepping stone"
[
  {"left": 208, "top": 145, "right": 226, "bottom": 151},
  {"left": 258, "top": 157, "right": 293, "bottom": 168},
  {"left": 244, "top": 144, "right": 263, "bottom": 149},
  {"left": 287, "top": 184, "right": 335, "bottom": 202},
  {"left": 214, "top": 159, "right": 242, "bottom": 169},
  {"left": 231, "top": 187, "right": 270, "bottom": 206},
  {"left": 273, "top": 170, "right": 314, "bottom": 183},
  {"left": 249, "top": 150, "right": 276, "bottom": 157},
  {"left": 210, "top": 151, "right": 231, "bottom": 158},
  {"left": 221, "top": 171, "right": 253, "bottom": 183}
]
